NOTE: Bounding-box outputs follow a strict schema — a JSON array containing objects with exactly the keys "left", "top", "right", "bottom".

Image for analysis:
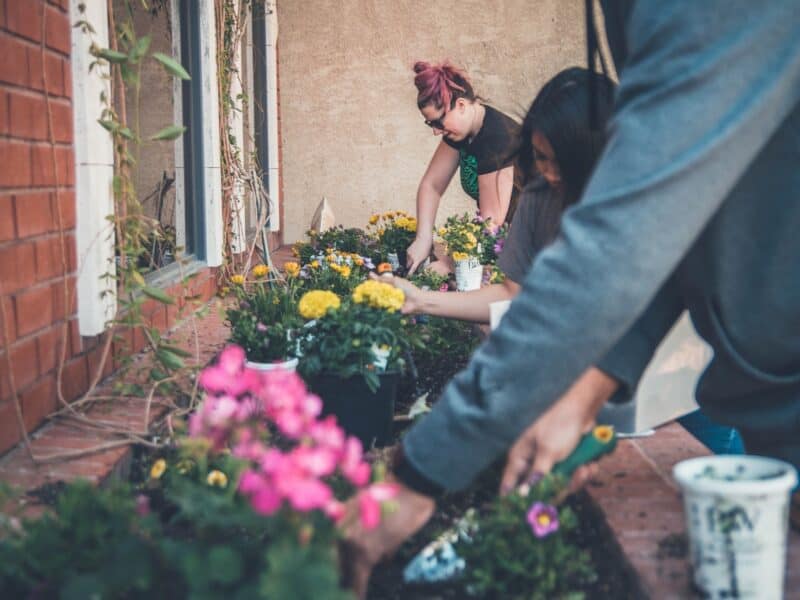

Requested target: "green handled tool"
[
  {"left": 552, "top": 425, "right": 617, "bottom": 479},
  {"left": 403, "top": 425, "right": 618, "bottom": 584}
]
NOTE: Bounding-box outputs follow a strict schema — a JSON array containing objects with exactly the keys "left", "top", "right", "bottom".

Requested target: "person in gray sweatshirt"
[{"left": 342, "top": 1, "right": 800, "bottom": 595}]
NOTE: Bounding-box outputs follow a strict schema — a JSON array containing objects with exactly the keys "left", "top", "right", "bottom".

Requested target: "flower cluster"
[
  {"left": 298, "top": 290, "right": 341, "bottom": 320},
  {"left": 438, "top": 213, "right": 482, "bottom": 260},
  {"left": 438, "top": 212, "right": 507, "bottom": 265},
  {"left": 299, "top": 249, "right": 374, "bottom": 296},
  {"left": 367, "top": 210, "right": 418, "bottom": 261},
  {"left": 352, "top": 280, "right": 405, "bottom": 313},
  {"left": 189, "top": 345, "right": 396, "bottom": 527}
]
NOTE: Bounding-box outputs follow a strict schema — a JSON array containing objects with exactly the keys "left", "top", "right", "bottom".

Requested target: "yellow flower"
[
  {"left": 206, "top": 470, "right": 228, "bottom": 488},
  {"left": 310, "top": 260, "right": 320, "bottom": 269},
  {"left": 284, "top": 261, "right": 300, "bottom": 277},
  {"left": 438, "top": 227, "right": 447, "bottom": 236},
  {"left": 298, "top": 290, "right": 341, "bottom": 319},
  {"left": 465, "top": 232, "right": 477, "bottom": 249},
  {"left": 339, "top": 265, "right": 352, "bottom": 278},
  {"left": 451, "top": 251, "right": 469, "bottom": 261},
  {"left": 352, "top": 280, "right": 405, "bottom": 312},
  {"left": 176, "top": 459, "right": 195, "bottom": 475},
  {"left": 150, "top": 458, "right": 167, "bottom": 479},
  {"left": 252, "top": 264, "right": 270, "bottom": 278},
  {"left": 369, "top": 214, "right": 379, "bottom": 225},
  {"left": 230, "top": 274, "right": 245, "bottom": 285}
]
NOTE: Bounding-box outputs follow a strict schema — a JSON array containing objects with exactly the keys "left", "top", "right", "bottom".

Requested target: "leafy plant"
[
  {"left": 438, "top": 212, "right": 506, "bottom": 265},
  {"left": 297, "top": 281, "right": 416, "bottom": 391},
  {"left": 366, "top": 211, "right": 418, "bottom": 262},
  {"left": 456, "top": 475, "right": 596, "bottom": 599},
  {"left": 293, "top": 226, "right": 379, "bottom": 265},
  {"left": 226, "top": 268, "right": 302, "bottom": 363},
  {"left": 297, "top": 249, "right": 374, "bottom": 297}
]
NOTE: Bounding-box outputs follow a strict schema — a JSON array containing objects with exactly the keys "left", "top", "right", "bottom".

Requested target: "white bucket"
[
  {"left": 454, "top": 257, "right": 482, "bottom": 292},
  {"left": 673, "top": 455, "right": 798, "bottom": 599},
  {"left": 387, "top": 252, "right": 401, "bottom": 272},
  {"left": 245, "top": 357, "right": 299, "bottom": 372}
]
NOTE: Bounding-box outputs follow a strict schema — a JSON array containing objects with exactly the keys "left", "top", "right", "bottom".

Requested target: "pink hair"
[{"left": 413, "top": 60, "right": 475, "bottom": 110}]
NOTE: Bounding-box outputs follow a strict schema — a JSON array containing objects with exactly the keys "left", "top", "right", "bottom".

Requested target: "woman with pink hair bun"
[{"left": 405, "top": 60, "right": 520, "bottom": 275}]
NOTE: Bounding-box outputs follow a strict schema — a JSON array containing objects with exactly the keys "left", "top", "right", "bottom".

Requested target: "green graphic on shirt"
[{"left": 459, "top": 149, "right": 479, "bottom": 202}]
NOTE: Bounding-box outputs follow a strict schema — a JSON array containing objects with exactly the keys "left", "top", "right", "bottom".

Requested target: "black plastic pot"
[{"left": 308, "top": 372, "right": 399, "bottom": 448}]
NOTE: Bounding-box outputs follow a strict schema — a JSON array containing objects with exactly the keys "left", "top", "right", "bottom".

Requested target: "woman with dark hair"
[
  {"left": 405, "top": 60, "right": 520, "bottom": 275},
  {"left": 383, "top": 67, "right": 614, "bottom": 321}
]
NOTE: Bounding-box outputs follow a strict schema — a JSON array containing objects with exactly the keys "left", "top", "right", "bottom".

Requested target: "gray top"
[
  {"left": 401, "top": 0, "right": 800, "bottom": 492},
  {"left": 497, "top": 179, "right": 565, "bottom": 284}
]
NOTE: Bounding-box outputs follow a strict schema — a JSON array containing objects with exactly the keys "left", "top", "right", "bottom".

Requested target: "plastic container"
[{"left": 673, "top": 455, "right": 798, "bottom": 599}]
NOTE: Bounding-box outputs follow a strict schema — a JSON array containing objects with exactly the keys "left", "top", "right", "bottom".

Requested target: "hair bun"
[{"left": 413, "top": 61, "right": 432, "bottom": 75}]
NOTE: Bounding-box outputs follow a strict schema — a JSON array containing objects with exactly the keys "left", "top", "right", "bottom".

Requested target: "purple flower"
[
  {"left": 526, "top": 502, "right": 559, "bottom": 538},
  {"left": 493, "top": 239, "right": 505, "bottom": 255},
  {"left": 363, "top": 257, "right": 375, "bottom": 270},
  {"left": 256, "top": 322, "right": 268, "bottom": 332}
]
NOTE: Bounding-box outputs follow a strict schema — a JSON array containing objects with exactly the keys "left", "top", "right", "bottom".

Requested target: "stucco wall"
[{"left": 277, "top": 0, "right": 590, "bottom": 243}]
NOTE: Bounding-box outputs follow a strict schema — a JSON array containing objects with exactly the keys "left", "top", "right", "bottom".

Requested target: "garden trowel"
[{"left": 402, "top": 425, "right": 618, "bottom": 584}]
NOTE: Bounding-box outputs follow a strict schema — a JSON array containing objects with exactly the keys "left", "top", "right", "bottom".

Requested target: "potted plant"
[
  {"left": 296, "top": 248, "right": 374, "bottom": 296},
  {"left": 226, "top": 266, "right": 302, "bottom": 371},
  {"left": 296, "top": 281, "right": 410, "bottom": 447},
  {"left": 437, "top": 212, "right": 484, "bottom": 291},
  {"left": 367, "top": 210, "right": 418, "bottom": 272}
]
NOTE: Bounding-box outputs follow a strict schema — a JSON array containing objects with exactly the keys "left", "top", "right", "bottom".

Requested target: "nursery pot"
[
  {"left": 245, "top": 357, "right": 299, "bottom": 372},
  {"left": 454, "top": 257, "right": 482, "bottom": 291},
  {"left": 673, "top": 455, "right": 798, "bottom": 599},
  {"left": 308, "top": 372, "right": 399, "bottom": 448}
]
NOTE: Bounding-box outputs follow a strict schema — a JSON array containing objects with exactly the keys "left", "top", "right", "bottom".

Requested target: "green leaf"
[
  {"left": 131, "top": 271, "right": 146, "bottom": 287},
  {"left": 208, "top": 546, "right": 243, "bottom": 584},
  {"left": 98, "top": 119, "right": 119, "bottom": 133},
  {"left": 156, "top": 348, "right": 185, "bottom": 371},
  {"left": 118, "top": 127, "right": 135, "bottom": 141},
  {"left": 149, "top": 124, "right": 187, "bottom": 141},
  {"left": 130, "top": 35, "right": 151, "bottom": 62},
  {"left": 94, "top": 48, "right": 128, "bottom": 63},
  {"left": 152, "top": 52, "right": 191, "bottom": 80},
  {"left": 158, "top": 343, "right": 193, "bottom": 358},
  {"left": 141, "top": 286, "right": 174, "bottom": 304}
]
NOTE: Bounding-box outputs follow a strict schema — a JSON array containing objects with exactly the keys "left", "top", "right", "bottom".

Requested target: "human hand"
[
  {"left": 405, "top": 235, "right": 432, "bottom": 275},
  {"left": 500, "top": 368, "right": 618, "bottom": 495},
  {"left": 369, "top": 272, "right": 424, "bottom": 314},
  {"left": 339, "top": 479, "right": 436, "bottom": 599}
]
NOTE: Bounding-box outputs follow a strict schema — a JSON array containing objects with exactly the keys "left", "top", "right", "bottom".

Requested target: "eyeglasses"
[{"left": 423, "top": 111, "right": 447, "bottom": 130}]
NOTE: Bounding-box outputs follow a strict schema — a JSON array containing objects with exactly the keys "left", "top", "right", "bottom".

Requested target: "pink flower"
[
  {"left": 357, "top": 483, "right": 398, "bottom": 530},
  {"left": 340, "top": 437, "right": 370, "bottom": 486},
  {"left": 285, "top": 477, "right": 332, "bottom": 512},
  {"left": 135, "top": 494, "right": 150, "bottom": 517},
  {"left": 292, "top": 446, "right": 338, "bottom": 477},
  {"left": 251, "top": 487, "right": 282, "bottom": 515},
  {"left": 309, "top": 416, "right": 345, "bottom": 452},
  {"left": 526, "top": 502, "right": 559, "bottom": 538},
  {"left": 324, "top": 499, "right": 345, "bottom": 522},
  {"left": 439, "top": 283, "right": 449, "bottom": 292},
  {"left": 199, "top": 345, "right": 261, "bottom": 397}
]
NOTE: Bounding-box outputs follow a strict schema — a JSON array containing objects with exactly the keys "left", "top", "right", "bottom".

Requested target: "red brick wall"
[
  {"left": 0, "top": 0, "right": 76, "bottom": 455},
  {"left": 0, "top": 0, "right": 220, "bottom": 456}
]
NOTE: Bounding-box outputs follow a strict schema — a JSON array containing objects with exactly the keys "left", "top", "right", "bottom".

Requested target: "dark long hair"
[{"left": 518, "top": 67, "right": 616, "bottom": 205}]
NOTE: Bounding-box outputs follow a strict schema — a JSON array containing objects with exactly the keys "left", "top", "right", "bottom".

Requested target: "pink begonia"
[
  {"left": 340, "top": 437, "right": 370, "bottom": 486},
  {"left": 193, "top": 344, "right": 392, "bottom": 525},
  {"left": 358, "top": 483, "right": 399, "bottom": 530}
]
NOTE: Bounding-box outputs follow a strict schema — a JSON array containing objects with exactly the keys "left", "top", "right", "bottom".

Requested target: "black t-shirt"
[{"left": 443, "top": 105, "right": 520, "bottom": 204}]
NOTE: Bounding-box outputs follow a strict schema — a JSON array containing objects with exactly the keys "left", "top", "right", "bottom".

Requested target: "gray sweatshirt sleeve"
[
  {"left": 595, "top": 274, "right": 683, "bottom": 397},
  {"left": 401, "top": 0, "right": 800, "bottom": 491}
]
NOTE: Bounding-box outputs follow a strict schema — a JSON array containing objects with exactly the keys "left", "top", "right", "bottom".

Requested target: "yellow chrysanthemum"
[
  {"left": 252, "top": 264, "right": 270, "bottom": 278},
  {"left": 352, "top": 280, "right": 405, "bottom": 312},
  {"left": 451, "top": 251, "right": 469, "bottom": 261},
  {"left": 230, "top": 274, "right": 245, "bottom": 285},
  {"left": 284, "top": 261, "right": 300, "bottom": 277},
  {"left": 150, "top": 458, "right": 167, "bottom": 479},
  {"left": 298, "top": 290, "right": 341, "bottom": 319},
  {"left": 369, "top": 214, "right": 379, "bottom": 225},
  {"left": 310, "top": 260, "right": 320, "bottom": 269},
  {"left": 339, "top": 265, "right": 352, "bottom": 278},
  {"left": 465, "top": 232, "right": 478, "bottom": 249},
  {"left": 206, "top": 470, "right": 228, "bottom": 488},
  {"left": 438, "top": 227, "right": 447, "bottom": 236}
]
